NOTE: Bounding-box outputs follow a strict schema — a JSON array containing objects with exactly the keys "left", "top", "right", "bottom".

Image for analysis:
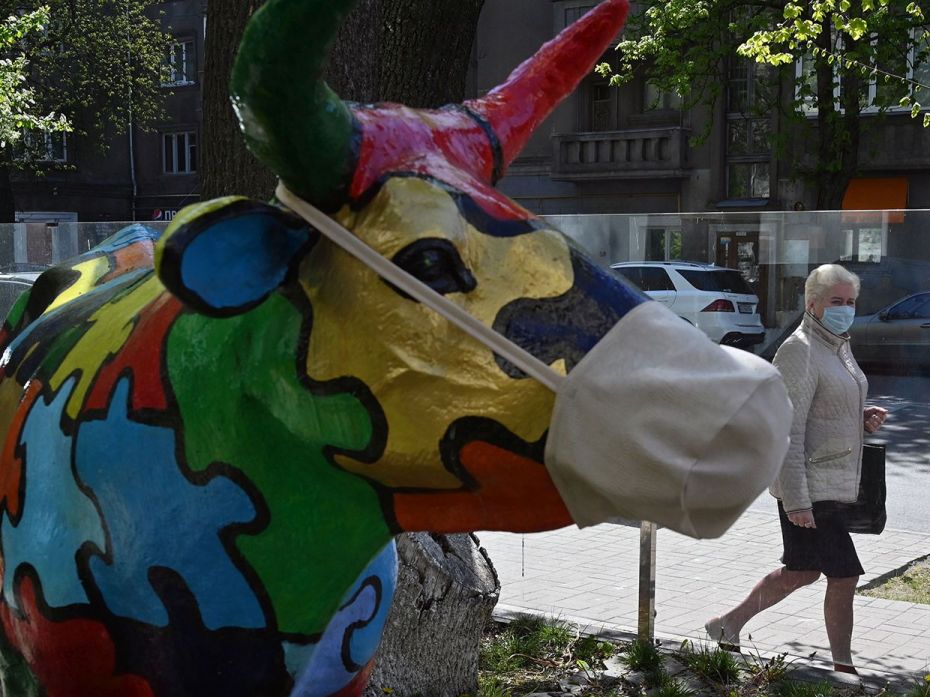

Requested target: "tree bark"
[
  {"left": 363, "top": 533, "right": 500, "bottom": 697},
  {"left": 200, "top": 0, "right": 277, "bottom": 200},
  {"left": 327, "top": 0, "right": 484, "bottom": 108},
  {"left": 0, "top": 166, "right": 15, "bottom": 225},
  {"left": 813, "top": 18, "right": 861, "bottom": 211}
]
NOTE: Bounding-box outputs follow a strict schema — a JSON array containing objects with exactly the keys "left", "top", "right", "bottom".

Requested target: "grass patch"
[
  {"left": 859, "top": 557, "right": 930, "bottom": 604},
  {"left": 679, "top": 639, "right": 742, "bottom": 685},
  {"left": 475, "top": 615, "right": 906, "bottom": 696},
  {"left": 478, "top": 614, "right": 616, "bottom": 694},
  {"left": 773, "top": 678, "right": 841, "bottom": 697}
]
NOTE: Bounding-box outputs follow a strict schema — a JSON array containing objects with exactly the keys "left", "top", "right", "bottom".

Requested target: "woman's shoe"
[
  {"left": 833, "top": 663, "right": 859, "bottom": 676},
  {"left": 704, "top": 616, "right": 741, "bottom": 652}
]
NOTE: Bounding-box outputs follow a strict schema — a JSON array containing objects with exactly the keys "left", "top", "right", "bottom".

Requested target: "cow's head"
[{"left": 155, "top": 0, "right": 788, "bottom": 542}]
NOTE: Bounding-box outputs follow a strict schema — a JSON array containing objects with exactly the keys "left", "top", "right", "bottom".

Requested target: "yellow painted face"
[{"left": 301, "top": 177, "right": 575, "bottom": 491}]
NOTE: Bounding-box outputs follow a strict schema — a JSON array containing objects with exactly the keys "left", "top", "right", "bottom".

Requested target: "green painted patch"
[
  {"left": 4, "top": 290, "right": 30, "bottom": 329},
  {"left": 166, "top": 293, "right": 391, "bottom": 636},
  {"left": 0, "top": 636, "right": 43, "bottom": 697}
]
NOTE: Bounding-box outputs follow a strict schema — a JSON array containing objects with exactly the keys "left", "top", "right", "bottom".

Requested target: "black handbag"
[{"left": 816, "top": 443, "right": 887, "bottom": 535}]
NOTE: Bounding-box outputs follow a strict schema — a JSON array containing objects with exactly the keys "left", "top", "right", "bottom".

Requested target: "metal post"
[{"left": 637, "top": 521, "right": 657, "bottom": 641}]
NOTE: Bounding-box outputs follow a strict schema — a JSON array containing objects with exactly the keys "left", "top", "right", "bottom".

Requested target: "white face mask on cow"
[{"left": 276, "top": 183, "right": 792, "bottom": 539}]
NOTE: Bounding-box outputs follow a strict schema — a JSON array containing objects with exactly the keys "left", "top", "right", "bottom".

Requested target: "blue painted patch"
[
  {"left": 293, "top": 540, "right": 397, "bottom": 697},
  {"left": 75, "top": 377, "right": 265, "bottom": 630},
  {"left": 1, "top": 378, "right": 106, "bottom": 610},
  {"left": 180, "top": 212, "right": 307, "bottom": 310},
  {"left": 95, "top": 224, "right": 163, "bottom": 254}
]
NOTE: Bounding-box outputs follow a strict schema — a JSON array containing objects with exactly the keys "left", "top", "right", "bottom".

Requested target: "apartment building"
[{"left": 12, "top": 0, "right": 205, "bottom": 226}]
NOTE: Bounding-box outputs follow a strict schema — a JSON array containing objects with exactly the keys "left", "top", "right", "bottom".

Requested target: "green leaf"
[{"left": 847, "top": 17, "right": 868, "bottom": 39}]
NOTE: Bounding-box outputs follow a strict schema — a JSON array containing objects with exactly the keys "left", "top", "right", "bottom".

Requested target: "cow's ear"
[{"left": 156, "top": 197, "right": 313, "bottom": 317}]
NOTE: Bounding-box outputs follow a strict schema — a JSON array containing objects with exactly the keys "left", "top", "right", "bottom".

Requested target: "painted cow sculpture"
[{"left": 0, "top": 1, "right": 790, "bottom": 695}]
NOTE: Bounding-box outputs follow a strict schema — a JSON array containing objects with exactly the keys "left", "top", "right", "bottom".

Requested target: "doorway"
[{"left": 715, "top": 230, "right": 770, "bottom": 325}]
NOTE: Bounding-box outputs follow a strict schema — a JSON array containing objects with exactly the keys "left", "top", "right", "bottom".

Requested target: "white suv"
[{"left": 610, "top": 261, "right": 765, "bottom": 349}]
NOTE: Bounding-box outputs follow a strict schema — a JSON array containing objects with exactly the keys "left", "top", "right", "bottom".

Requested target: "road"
[{"left": 749, "top": 372, "right": 930, "bottom": 533}]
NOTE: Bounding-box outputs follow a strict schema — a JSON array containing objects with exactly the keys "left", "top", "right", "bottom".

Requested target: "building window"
[
  {"left": 589, "top": 82, "right": 612, "bottom": 131},
  {"left": 562, "top": 4, "right": 595, "bottom": 28},
  {"left": 24, "top": 131, "right": 68, "bottom": 162},
  {"left": 725, "top": 57, "right": 771, "bottom": 200},
  {"left": 796, "top": 29, "right": 930, "bottom": 113},
  {"left": 164, "top": 39, "right": 195, "bottom": 86},
  {"left": 643, "top": 82, "right": 681, "bottom": 112},
  {"left": 163, "top": 131, "right": 197, "bottom": 174}
]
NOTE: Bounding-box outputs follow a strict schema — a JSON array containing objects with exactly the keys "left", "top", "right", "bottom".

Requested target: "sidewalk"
[{"left": 477, "top": 508, "right": 930, "bottom": 689}]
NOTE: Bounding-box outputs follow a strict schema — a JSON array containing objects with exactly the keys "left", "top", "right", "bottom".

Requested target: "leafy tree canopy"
[
  {"left": 0, "top": 6, "right": 69, "bottom": 149},
  {"left": 3, "top": 0, "right": 171, "bottom": 167},
  {"left": 597, "top": 0, "right": 929, "bottom": 125},
  {"left": 596, "top": 0, "right": 930, "bottom": 208}
]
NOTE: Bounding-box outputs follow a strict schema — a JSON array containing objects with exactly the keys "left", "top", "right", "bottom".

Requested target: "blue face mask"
[{"left": 820, "top": 305, "right": 855, "bottom": 335}]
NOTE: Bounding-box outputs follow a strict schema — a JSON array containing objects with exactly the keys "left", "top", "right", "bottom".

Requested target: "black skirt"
[{"left": 778, "top": 501, "right": 865, "bottom": 578}]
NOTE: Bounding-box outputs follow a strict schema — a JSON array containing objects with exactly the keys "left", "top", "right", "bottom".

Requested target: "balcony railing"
[{"left": 551, "top": 127, "right": 690, "bottom": 180}]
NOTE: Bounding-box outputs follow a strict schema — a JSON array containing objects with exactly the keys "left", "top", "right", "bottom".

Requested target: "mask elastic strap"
[{"left": 275, "top": 182, "right": 565, "bottom": 393}]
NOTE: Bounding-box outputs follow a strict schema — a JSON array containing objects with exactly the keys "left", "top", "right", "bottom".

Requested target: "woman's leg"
[
  {"left": 824, "top": 575, "right": 859, "bottom": 673},
  {"left": 707, "top": 567, "right": 821, "bottom": 645}
]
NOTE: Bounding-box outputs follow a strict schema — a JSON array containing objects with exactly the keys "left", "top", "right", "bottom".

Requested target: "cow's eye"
[{"left": 391, "top": 238, "right": 477, "bottom": 297}]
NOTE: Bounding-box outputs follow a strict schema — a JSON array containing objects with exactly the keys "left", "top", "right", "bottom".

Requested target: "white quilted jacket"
[{"left": 768, "top": 313, "right": 868, "bottom": 512}]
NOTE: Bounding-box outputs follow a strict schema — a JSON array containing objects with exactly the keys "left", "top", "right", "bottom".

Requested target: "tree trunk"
[
  {"left": 201, "top": 0, "right": 484, "bottom": 200},
  {"left": 363, "top": 533, "right": 500, "bottom": 697},
  {"left": 328, "top": 0, "right": 484, "bottom": 108},
  {"left": 0, "top": 166, "right": 15, "bottom": 224},
  {"left": 813, "top": 20, "right": 860, "bottom": 211},
  {"left": 200, "top": 0, "right": 277, "bottom": 200}
]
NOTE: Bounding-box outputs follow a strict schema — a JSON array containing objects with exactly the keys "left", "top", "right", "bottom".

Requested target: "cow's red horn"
[{"left": 465, "top": 0, "right": 629, "bottom": 175}]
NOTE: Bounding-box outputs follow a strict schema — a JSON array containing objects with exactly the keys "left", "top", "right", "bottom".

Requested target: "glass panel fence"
[{"left": 483, "top": 208, "right": 930, "bottom": 681}]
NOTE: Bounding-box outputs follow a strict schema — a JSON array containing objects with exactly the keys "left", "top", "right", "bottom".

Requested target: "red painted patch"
[
  {"left": 392, "top": 442, "right": 571, "bottom": 533},
  {"left": 0, "top": 576, "right": 155, "bottom": 697},
  {"left": 350, "top": 106, "right": 540, "bottom": 230},
  {"left": 85, "top": 294, "right": 183, "bottom": 414},
  {"left": 0, "top": 379, "right": 43, "bottom": 520}
]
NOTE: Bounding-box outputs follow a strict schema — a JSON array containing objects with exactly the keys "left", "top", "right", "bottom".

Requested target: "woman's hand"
[
  {"left": 864, "top": 406, "right": 888, "bottom": 433},
  {"left": 788, "top": 510, "right": 816, "bottom": 528}
]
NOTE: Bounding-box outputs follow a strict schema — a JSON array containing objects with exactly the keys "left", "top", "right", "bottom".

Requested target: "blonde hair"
[{"left": 805, "top": 264, "right": 860, "bottom": 305}]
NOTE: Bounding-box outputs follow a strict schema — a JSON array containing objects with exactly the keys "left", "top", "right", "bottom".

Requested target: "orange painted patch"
[
  {"left": 392, "top": 441, "right": 571, "bottom": 533},
  {"left": 85, "top": 294, "right": 183, "bottom": 414},
  {"left": 103, "top": 244, "right": 156, "bottom": 284},
  {"left": 0, "top": 378, "right": 43, "bottom": 520}
]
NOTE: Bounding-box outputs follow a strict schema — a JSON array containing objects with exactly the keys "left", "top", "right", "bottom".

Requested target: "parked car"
[
  {"left": 849, "top": 291, "right": 930, "bottom": 372},
  {"left": 0, "top": 267, "right": 41, "bottom": 322},
  {"left": 610, "top": 261, "right": 765, "bottom": 349}
]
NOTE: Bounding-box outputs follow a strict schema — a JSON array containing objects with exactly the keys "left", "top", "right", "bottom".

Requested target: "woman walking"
[{"left": 705, "top": 263, "right": 887, "bottom": 676}]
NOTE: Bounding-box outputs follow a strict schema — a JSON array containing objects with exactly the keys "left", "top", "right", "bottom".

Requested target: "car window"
[
  {"left": 886, "top": 293, "right": 930, "bottom": 320},
  {"left": 678, "top": 269, "right": 754, "bottom": 294},
  {"left": 613, "top": 267, "right": 643, "bottom": 289},
  {"left": 615, "top": 267, "right": 677, "bottom": 292},
  {"left": 638, "top": 268, "right": 675, "bottom": 292}
]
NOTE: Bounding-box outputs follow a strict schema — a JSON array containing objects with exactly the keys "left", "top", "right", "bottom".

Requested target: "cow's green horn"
[{"left": 230, "top": 0, "right": 357, "bottom": 211}]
